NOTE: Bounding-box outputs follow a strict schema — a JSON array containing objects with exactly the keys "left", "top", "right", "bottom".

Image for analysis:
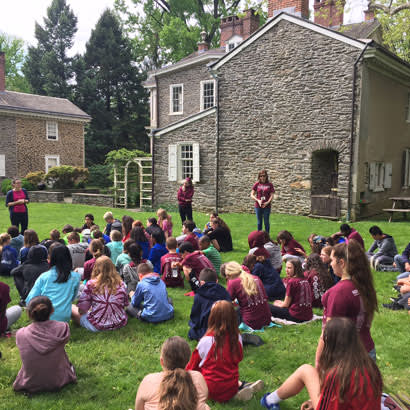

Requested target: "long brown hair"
[
  {"left": 211, "top": 216, "right": 230, "bottom": 232},
  {"left": 306, "top": 253, "right": 334, "bottom": 291},
  {"left": 207, "top": 300, "right": 240, "bottom": 361},
  {"left": 91, "top": 256, "right": 122, "bottom": 294},
  {"left": 332, "top": 241, "right": 378, "bottom": 321},
  {"left": 89, "top": 239, "right": 104, "bottom": 259},
  {"left": 24, "top": 229, "right": 39, "bottom": 247},
  {"left": 286, "top": 259, "right": 304, "bottom": 278},
  {"left": 319, "top": 318, "right": 382, "bottom": 403}
]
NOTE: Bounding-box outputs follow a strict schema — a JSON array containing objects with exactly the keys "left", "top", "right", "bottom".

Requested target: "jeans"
[
  {"left": 367, "top": 253, "right": 394, "bottom": 270},
  {"left": 10, "top": 212, "right": 28, "bottom": 234},
  {"left": 394, "top": 254, "right": 407, "bottom": 273},
  {"left": 80, "top": 314, "right": 99, "bottom": 332},
  {"left": 255, "top": 207, "right": 271, "bottom": 232}
]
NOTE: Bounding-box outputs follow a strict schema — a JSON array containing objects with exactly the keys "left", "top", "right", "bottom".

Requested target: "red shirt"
[
  {"left": 316, "top": 369, "right": 381, "bottom": 410},
  {"left": 184, "top": 233, "right": 199, "bottom": 250},
  {"left": 281, "top": 238, "right": 305, "bottom": 256},
  {"left": 227, "top": 275, "right": 271, "bottom": 329},
  {"left": 287, "top": 277, "right": 313, "bottom": 321},
  {"left": 181, "top": 251, "right": 213, "bottom": 279},
  {"left": 177, "top": 185, "right": 194, "bottom": 206},
  {"left": 346, "top": 229, "right": 364, "bottom": 249},
  {"left": 305, "top": 269, "right": 326, "bottom": 308},
  {"left": 322, "top": 280, "right": 374, "bottom": 352},
  {"left": 186, "top": 333, "right": 243, "bottom": 402},
  {"left": 160, "top": 252, "right": 184, "bottom": 287},
  {"left": 12, "top": 190, "right": 27, "bottom": 213},
  {"left": 252, "top": 182, "right": 275, "bottom": 208}
]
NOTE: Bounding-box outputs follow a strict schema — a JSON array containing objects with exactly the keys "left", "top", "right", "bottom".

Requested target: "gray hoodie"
[{"left": 368, "top": 234, "right": 398, "bottom": 258}]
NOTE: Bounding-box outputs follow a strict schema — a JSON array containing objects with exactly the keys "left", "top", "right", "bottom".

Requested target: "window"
[
  {"left": 225, "top": 35, "right": 243, "bottom": 52},
  {"left": 150, "top": 89, "right": 157, "bottom": 127},
  {"left": 168, "top": 143, "right": 200, "bottom": 182},
  {"left": 228, "top": 43, "right": 235, "bottom": 51},
  {"left": 369, "top": 162, "right": 392, "bottom": 192},
  {"left": 200, "top": 80, "right": 215, "bottom": 111},
  {"left": 0, "top": 154, "right": 5, "bottom": 177},
  {"left": 45, "top": 155, "right": 60, "bottom": 173},
  {"left": 46, "top": 121, "right": 58, "bottom": 140},
  {"left": 170, "top": 84, "right": 183, "bottom": 114}
]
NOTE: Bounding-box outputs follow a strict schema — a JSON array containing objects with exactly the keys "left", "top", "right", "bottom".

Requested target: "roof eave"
[{"left": 0, "top": 106, "right": 91, "bottom": 122}]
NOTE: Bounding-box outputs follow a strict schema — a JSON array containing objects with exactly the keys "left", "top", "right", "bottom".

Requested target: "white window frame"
[
  {"left": 46, "top": 121, "right": 58, "bottom": 140},
  {"left": 225, "top": 34, "right": 243, "bottom": 52},
  {"left": 168, "top": 142, "right": 200, "bottom": 182},
  {"left": 407, "top": 94, "right": 410, "bottom": 123},
  {"left": 150, "top": 89, "right": 157, "bottom": 127},
  {"left": 369, "top": 161, "right": 392, "bottom": 192},
  {"left": 0, "top": 154, "right": 5, "bottom": 177},
  {"left": 45, "top": 155, "right": 60, "bottom": 173},
  {"left": 169, "top": 84, "right": 184, "bottom": 115},
  {"left": 200, "top": 80, "right": 216, "bottom": 111}
]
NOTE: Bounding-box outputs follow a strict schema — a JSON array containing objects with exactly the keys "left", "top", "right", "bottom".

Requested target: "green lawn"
[{"left": 0, "top": 203, "right": 409, "bottom": 410}]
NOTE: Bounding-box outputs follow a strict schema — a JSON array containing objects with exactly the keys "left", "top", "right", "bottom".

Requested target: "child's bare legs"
[{"left": 71, "top": 305, "right": 81, "bottom": 325}]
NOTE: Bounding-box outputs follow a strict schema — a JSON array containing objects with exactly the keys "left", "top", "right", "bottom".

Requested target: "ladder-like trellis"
[{"left": 113, "top": 157, "right": 152, "bottom": 208}]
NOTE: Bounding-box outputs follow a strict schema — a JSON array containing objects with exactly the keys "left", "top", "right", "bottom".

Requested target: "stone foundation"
[
  {"left": 72, "top": 193, "right": 113, "bottom": 207},
  {"left": 28, "top": 191, "right": 64, "bottom": 203}
]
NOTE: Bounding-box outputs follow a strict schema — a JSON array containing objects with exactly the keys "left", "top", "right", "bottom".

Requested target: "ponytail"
[{"left": 225, "top": 261, "right": 257, "bottom": 297}]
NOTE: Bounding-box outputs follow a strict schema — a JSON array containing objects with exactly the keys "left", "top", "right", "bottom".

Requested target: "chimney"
[
  {"left": 268, "top": 0, "right": 309, "bottom": 19},
  {"left": 197, "top": 31, "right": 209, "bottom": 53},
  {"left": 364, "top": 8, "right": 375, "bottom": 21},
  {"left": 220, "top": 9, "right": 260, "bottom": 49},
  {"left": 313, "top": 0, "right": 345, "bottom": 28},
  {"left": 0, "top": 52, "right": 5, "bottom": 92}
]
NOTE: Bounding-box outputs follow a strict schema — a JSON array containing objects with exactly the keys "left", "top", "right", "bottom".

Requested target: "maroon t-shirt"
[
  {"left": 12, "top": 190, "right": 27, "bottom": 213},
  {"left": 181, "top": 251, "right": 213, "bottom": 279},
  {"left": 346, "top": 229, "right": 365, "bottom": 249},
  {"left": 184, "top": 233, "right": 199, "bottom": 250},
  {"left": 281, "top": 238, "right": 305, "bottom": 256},
  {"left": 227, "top": 275, "right": 271, "bottom": 330},
  {"left": 0, "top": 282, "right": 11, "bottom": 334},
  {"left": 287, "top": 277, "right": 313, "bottom": 321},
  {"left": 252, "top": 182, "right": 275, "bottom": 208},
  {"left": 322, "top": 279, "right": 374, "bottom": 352},
  {"left": 305, "top": 269, "right": 325, "bottom": 308},
  {"left": 160, "top": 252, "right": 184, "bottom": 287}
]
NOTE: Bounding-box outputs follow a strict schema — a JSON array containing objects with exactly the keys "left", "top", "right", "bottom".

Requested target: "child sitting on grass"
[
  {"left": 122, "top": 243, "right": 152, "bottom": 293},
  {"left": 115, "top": 239, "right": 134, "bottom": 275},
  {"left": 13, "top": 296, "right": 77, "bottom": 393},
  {"left": 126, "top": 263, "right": 174, "bottom": 323},
  {"left": 160, "top": 237, "right": 184, "bottom": 288},
  {"left": 0, "top": 233, "right": 19, "bottom": 276},
  {"left": 135, "top": 336, "right": 210, "bottom": 410},
  {"left": 148, "top": 231, "right": 168, "bottom": 274},
  {"left": 199, "top": 235, "right": 221, "bottom": 275},
  {"left": 106, "top": 229, "right": 123, "bottom": 265},
  {"left": 188, "top": 268, "right": 231, "bottom": 341},
  {"left": 7, "top": 225, "right": 24, "bottom": 254},
  {"left": 72, "top": 256, "right": 128, "bottom": 332},
  {"left": 186, "top": 300, "right": 264, "bottom": 402}
]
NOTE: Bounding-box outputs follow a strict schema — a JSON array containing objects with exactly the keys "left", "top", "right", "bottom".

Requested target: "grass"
[{"left": 0, "top": 203, "right": 409, "bottom": 410}]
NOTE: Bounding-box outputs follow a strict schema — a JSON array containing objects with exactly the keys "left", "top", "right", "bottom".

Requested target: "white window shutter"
[
  {"left": 369, "top": 162, "right": 376, "bottom": 191},
  {"left": 168, "top": 144, "right": 177, "bottom": 181},
  {"left": 192, "top": 143, "right": 200, "bottom": 182},
  {"left": 384, "top": 163, "right": 392, "bottom": 188},
  {"left": 0, "top": 155, "right": 5, "bottom": 177}
]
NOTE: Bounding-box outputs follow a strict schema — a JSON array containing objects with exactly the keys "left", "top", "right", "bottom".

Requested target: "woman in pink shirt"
[
  {"left": 177, "top": 177, "right": 194, "bottom": 224},
  {"left": 5, "top": 178, "right": 29, "bottom": 234}
]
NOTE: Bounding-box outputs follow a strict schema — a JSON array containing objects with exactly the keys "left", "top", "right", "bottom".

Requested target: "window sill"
[
  {"left": 169, "top": 112, "right": 184, "bottom": 116},
  {"left": 372, "top": 187, "right": 385, "bottom": 193}
]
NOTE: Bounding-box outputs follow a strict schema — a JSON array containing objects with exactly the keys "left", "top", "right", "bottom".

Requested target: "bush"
[
  {"left": 25, "top": 171, "right": 46, "bottom": 186},
  {"left": 88, "top": 164, "right": 112, "bottom": 188},
  {"left": 1, "top": 178, "right": 35, "bottom": 194},
  {"left": 45, "top": 166, "right": 89, "bottom": 189},
  {"left": 21, "top": 178, "right": 35, "bottom": 191}
]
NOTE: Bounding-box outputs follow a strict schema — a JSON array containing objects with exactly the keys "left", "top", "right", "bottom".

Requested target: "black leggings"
[
  {"left": 179, "top": 205, "right": 192, "bottom": 224},
  {"left": 269, "top": 305, "right": 306, "bottom": 323},
  {"left": 10, "top": 212, "right": 28, "bottom": 234}
]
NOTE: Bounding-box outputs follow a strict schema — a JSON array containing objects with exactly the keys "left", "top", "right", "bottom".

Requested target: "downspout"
[
  {"left": 347, "top": 43, "right": 369, "bottom": 222},
  {"left": 208, "top": 68, "right": 219, "bottom": 213},
  {"left": 150, "top": 75, "right": 159, "bottom": 209}
]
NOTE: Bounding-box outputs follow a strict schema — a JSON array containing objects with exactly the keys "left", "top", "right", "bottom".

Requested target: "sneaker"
[
  {"left": 234, "top": 385, "right": 254, "bottom": 401},
  {"left": 18, "top": 299, "right": 26, "bottom": 308},
  {"left": 260, "top": 393, "right": 281, "bottom": 410},
  {"left": 383, "top": 302, "right": 404, "bottom": 310},
  {"left": 243, "top": 379, "right": 264, "bottom": 393},
  {"left": 390, "top": 297, "right": 401, "bottom": 303}
]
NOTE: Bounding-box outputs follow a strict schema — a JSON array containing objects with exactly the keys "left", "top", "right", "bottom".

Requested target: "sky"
[{"left": 0, "top": 0, "right": 368, "bottom": 56}]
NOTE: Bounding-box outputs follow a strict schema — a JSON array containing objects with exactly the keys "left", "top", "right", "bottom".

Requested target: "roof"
[
  {"left": 0, "top": 90, "right": 90, "bottom": 121},
  {"left": 338, "top": 19, "right": 381, "bottom": 40}
]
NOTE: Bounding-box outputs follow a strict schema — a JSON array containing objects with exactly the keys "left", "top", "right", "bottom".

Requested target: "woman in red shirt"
[
  {"left": 260, "top": 317, "right": 382, "bottom": 410},
  {"left": 5, "top": 178, "right": 29, "bottom": 234},
  {"left": 177, "top": 177, "right": 194, "bottom": 224}
]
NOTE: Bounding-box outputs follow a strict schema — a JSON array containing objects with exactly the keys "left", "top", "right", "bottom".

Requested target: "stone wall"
[
  {"left": 28, "top": 191, "right": 64, "bottom": 203},
  {"left": 157, "top": 64, "right": 214, "bottom": 129},
  {"left": 153, "top": 112, "right": 217, "bottom": 211},
  {"left": 72, "top": 193, "right": 114, "bottom": 207},
  {"left": 15, "top": 117, "right": 84, "bottom": 177},
  {"left": 216, "top": 19, "right": 360, "bottom": 214},
  {"left": 0, "top": 116, "right": 17, "bottom": 179}
]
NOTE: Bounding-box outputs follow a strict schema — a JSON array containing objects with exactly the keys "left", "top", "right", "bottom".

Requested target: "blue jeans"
[{"left": 255, "top": 207, "right": 271, "bottom": 233}]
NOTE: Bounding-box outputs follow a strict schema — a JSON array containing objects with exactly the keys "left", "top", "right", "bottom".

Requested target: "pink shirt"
[
  {"left": 12, "top": 190, "right": 27, "bottom": 213},
  {"left": 252, "top": 182, "right": 275, "bottom": 208},
  {"left": 286, "top": 277, "right": 313, "bottom": 321},
  {"left": 160, "top": 218, "right": 172, "bottom": 237}
]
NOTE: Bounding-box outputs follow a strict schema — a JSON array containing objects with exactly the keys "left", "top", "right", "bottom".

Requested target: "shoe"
[
  {"left": 234, "top": 384, "right": 254, "bottom": 401},
  {"left": 393, "top": 285, "right": 401, "bottom": 292},
  {"left": 245, "top": 379, "right": 264, "bottom": 393},
  {"left": 390, "top": 297, "right": 401, "bottom": 303},
  {"left": 260, "top": 393, "right": 281, "bottom": 410},
  {"left": 241, "top": 333, "right": 265, "bottom": 346},
  {"left": 18, "top": 299, "right": 26, "bottom": 307},
  {"left": 383, "top": 302, "right": 404, "bottom": 310}
]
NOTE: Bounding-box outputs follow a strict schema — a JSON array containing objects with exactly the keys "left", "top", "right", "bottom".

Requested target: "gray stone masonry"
[
  {"left": 153, "top": 113, "right": 217, "bottom": 211},
  {"left": 0, "top": 116, "right": 17, "bottom": 178},
  {"left": 157, "top": 64, "right": 214, "bottom": 129},
  {"left": 72, "top": 193, "right": 114, "bottom": 207},
  {"left": 28, "top": 191, "right": 65, "bottom": 203},
  {"left": 216, "top": 19, "right": 361, "bottom": 214}
]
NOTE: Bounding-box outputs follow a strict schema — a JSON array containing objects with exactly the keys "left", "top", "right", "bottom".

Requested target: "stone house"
[
  {"left": 145, "top": 1, "right": 410, "bottom": 219},
  {"left": 0, "top": 52, "right": 90, "bottom": 181}
]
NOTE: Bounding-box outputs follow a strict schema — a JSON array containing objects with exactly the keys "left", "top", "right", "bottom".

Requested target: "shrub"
[
  {"left": 25, "top": 171, "right": 46, "bottom": 186},
  {"left": 88, "top": 164, "right": 112, "bottom": 188},
  {"left": 45, "top": 166, "right": 89, "bottom": 189},
  {"left": 1, "top": 178, "right": 12, "bottom": 194},
  {"left": 21, "top": 178, "right": 35, "bottom": 191}
]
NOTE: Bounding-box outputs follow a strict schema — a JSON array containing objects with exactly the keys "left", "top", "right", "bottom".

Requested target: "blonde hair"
[
  {"left": 0, "top": 233, "right": 11, "bottom": 246},
  {"left": 103, "top": 211, "right": 113, "bottom": 220},
  {"left": 224, "top": 261, "right": 258, "bottom": 297},
  {"left": 91, "top": 256, "right": 122, "bottom": 295}
]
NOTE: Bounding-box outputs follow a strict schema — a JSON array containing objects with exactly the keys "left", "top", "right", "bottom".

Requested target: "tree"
[
  {"left": 23, "top": 0, "right": 77, "bottom": 98},
  {"left": 115, "top": 0, "right": 265, "bottom": 69},
  {"left": 74, "top": 9, "right": 149, "bottom": 165},
  {"left": 0, "top": 33, "right": 31, "bottom": 92}
]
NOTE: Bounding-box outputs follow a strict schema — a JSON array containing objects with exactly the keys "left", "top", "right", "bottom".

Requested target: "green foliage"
[
  {"left": 45, "top": 165, "right": 89, "bottom": 189},
  {"left": 20, "top": 178, "right": 36, "bottom": 191},
  {"left": 25, "top": 171, "right": 46, "bottom": 186},
  {"left": 87, "top": 164, "right": 112, "bottom": 188},
  {"left": 23, "top": 0, "right": 78, "bottom": 98},
  {"left": 105, "top": 148, "right": 151, "bottom": 165},
  {"left": 0, "top": 32, "right": 32, "bottom": 93},
  {"left": 1, "top": 178, "right": 12, "bottom": 194}
]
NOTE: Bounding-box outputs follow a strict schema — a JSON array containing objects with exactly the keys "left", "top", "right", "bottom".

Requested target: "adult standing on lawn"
[
  {"left": 5, "top": 178, "right": 29, "bottom": 234},
  {"left": 177, "top": 177, "right": 194, "bottom": 224},
  {"left": 250, "top": 170, "right": 274, "bottom": 233}
]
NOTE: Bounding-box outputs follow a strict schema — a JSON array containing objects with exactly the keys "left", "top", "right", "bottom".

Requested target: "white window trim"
[
  {"left": 150, "top": 89, "right": 157, "bottom": 127},
  {"left": 46, "top": 121, "right": 59, "bottom": 141},
  {"left": 0, "top": 154, "right": 5, "bottom": 177},
  {"left": 169, "top": 84, "right": 184, "bottom": 115},
  {"left": 200, "top": 80, "right": 216, "bottom": 111},
  {"left": 403, "top": 149, "right": 410, "bottom": 188},
  {"left": 45, "top": 155, "right": 60, "bottom": 173},
  {"left": 407, "top": 94, "right": 410, "bottom": 123},
  {"left": 168, "top": 142, "right": 200, "bottom": 183}
]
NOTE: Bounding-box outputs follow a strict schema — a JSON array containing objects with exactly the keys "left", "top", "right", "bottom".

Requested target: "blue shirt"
[
  {"left": 148, "top": 243, "right": 168, "bottom": 274},
  {"left": 26, "top": 267, "right": 81, "bottom": 322},
  {"left": 107, "top": 241, "right": 123, "bottom": 265}
]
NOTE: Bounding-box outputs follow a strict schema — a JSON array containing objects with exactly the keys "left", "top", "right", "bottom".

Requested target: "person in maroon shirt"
[
  {"left": 177, "top": 178, "right": 194, "bottom": 224},
  {"left": 5, "top": 178, "right": 29, "bottom": 234},
  {"left": 182, "top": 220, "right": 199, "bottom": 250},
  {"left": 250, "top": 170, "right": 275, "bottom": 233},
  {"left": 161, "top": 237, "right": 184, "bottom": 287},
  {"left": 332, "top": 224, "right": 364, "bottom": 249},
  {"left": 277, "top": 230, "right": 305, "bottom": 263},
  {"left": 0, "top": 281, "right": 22, "bottom": 335}
]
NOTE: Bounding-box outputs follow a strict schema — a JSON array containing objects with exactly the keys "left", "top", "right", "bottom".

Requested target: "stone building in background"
[
  {"left": 144, "top": 1, "right": 410, "bottom": 220},
  {"left": 0, "top": 51, "right": 90, "bottom": 181}
]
